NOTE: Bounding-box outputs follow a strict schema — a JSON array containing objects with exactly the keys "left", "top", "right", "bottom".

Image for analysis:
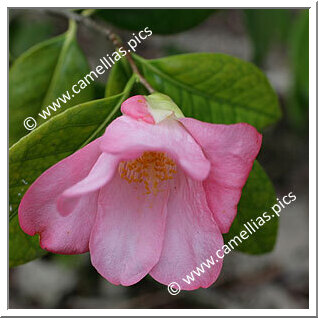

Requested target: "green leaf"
[
  {"left": 9, "top": 216, "right": 46, "bottom": 267},
  {"left": 223, "top": 161, "right": 278, "bottom": 254},
  {"left": 9, "top": 76, "right": 136, "bottom": 267},
  {"left": 9, "top": 20, "right": 95, "bottom": 146},
  {"left": 244, "top": 9, "right": 293, "bottom": 66},
  {"left": 9, "top": 14, "right": 55, "bottom": 59},
  {"left": 132, "top": 53, "right": 281, "bottom": 130},
  {"left": 105, "top": 57, "right": 148, "bottom": 98},
  {"left": 105, "top": 56, "right": 132, "bottom": 97},
  {"left": 96, "top": 9, "right": 213, "bottom": 34}
]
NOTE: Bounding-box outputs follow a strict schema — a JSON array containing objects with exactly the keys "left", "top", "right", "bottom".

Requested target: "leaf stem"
[{"left": 37, "top": 8, "right": 155, "bottom": 93}]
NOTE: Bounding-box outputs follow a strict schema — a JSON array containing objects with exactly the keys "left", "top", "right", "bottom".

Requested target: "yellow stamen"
[{"left": 118, "top": 151, "right": 177, "bottom": 195}]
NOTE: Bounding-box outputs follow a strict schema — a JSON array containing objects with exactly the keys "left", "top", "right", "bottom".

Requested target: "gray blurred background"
[{"left": 9, "top": 8, "right": 309, "bottom": 309}]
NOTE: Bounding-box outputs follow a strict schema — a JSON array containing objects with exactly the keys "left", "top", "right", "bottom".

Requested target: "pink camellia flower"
[{"left": 19, "top": 93, "right": 262, "bottom": 290}]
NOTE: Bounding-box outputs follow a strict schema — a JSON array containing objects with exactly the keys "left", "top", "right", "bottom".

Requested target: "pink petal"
[
  {"left": 89, "top": 173, "right": 170, "bottom": 286},
  {"left": 57, "top": 153, "right": 119, "bottom": 216},
  {"left": 180, "top": 118, "right": 262, "bottom": 233},
  {"left": 100, "top": 115, "right": 210, "bottom": 181},
  {"left": 150, "top": 170, "right": 223, "bottom": 290},
  {"left": 18, "top": 138, "right": 102, "bottom": 254},
  {"left": 121, "top": 95, "right": 155, "bottom": 124}
]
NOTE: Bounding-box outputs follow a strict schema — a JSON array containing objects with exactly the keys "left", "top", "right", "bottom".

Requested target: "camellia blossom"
[{"left": 19, "top": 93, "right": 262, "bottom": 290}]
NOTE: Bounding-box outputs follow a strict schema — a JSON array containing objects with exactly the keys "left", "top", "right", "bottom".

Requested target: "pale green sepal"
[{"left": 145, "top": 92, "right": 184, "bottom": 123}]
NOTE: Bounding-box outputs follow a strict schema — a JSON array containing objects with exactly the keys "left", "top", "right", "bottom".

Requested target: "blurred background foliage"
[
  {"left": 9, "top": 8, "right": 309, "bottom": 309},
  {"left": 96, "top": 9, "right": 214, "bottom": 34}
]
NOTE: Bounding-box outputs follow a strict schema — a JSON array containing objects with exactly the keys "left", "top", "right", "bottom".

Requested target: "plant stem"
[
  {"left": 37, "top": 8, "right": 155, "bottom": 93},
  {"left": 125, "top": 54, "right": 155, "bottom": 93}
]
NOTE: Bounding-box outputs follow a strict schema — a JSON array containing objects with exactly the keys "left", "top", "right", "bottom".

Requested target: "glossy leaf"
[
  {"left": 107, "top": 54, "right": 281, "bottom": 130},
  {"left": 132, "top": 53, "right": 281, "bottom": 130},
  {"left": 96, "top": 9, "right": 213, "bottom": 34},
  {"left": 9, "top": 77, "right": 136, "bottom": 267},
  {"left": 9, "top": 21, "right": 95, "bottom": 146},
  {"left": 223, "top": 161, "right": 279, "bottom": 254}
]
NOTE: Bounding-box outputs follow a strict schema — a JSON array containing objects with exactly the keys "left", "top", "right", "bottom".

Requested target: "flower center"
[{"left": 118, "top": 151, "right": 177, "bottom": 195}]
